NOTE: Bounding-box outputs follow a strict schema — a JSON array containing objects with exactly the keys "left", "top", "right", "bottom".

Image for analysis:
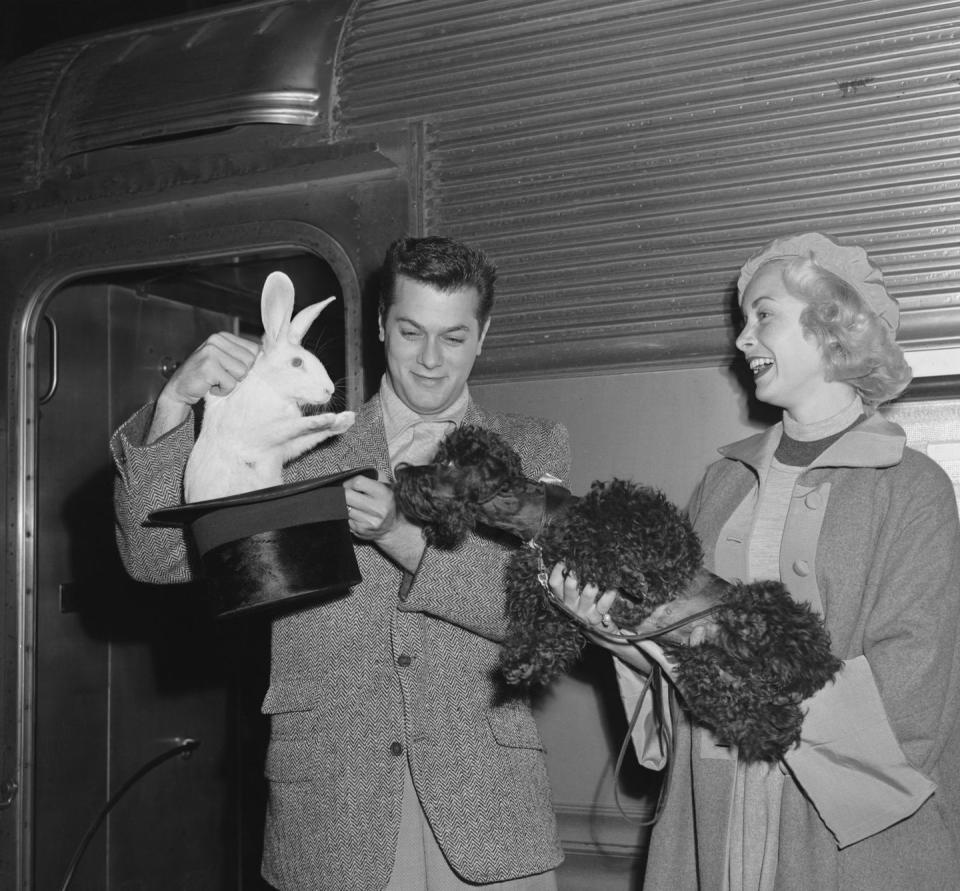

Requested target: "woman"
[{"left": 552, "top": 232, "right": 960, "bottom": 890}]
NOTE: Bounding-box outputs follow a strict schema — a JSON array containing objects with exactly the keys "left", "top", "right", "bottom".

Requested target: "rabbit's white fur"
[{"left": 184, "top": 271, "right": 355, "bottom": 502}]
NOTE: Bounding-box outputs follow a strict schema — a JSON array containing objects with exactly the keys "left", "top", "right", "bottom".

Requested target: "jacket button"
[
  {"left": 397, "top": 654, "right": 411, "bottom": 667},
  {"left": 390, "top": 742, "right": 404, "bottom": 756},
  {"left": 805, "top": 491, "right": 822, "bottom": 509},
  {"left": 792, "top": 559, "right": 811, "bottom": 577}
]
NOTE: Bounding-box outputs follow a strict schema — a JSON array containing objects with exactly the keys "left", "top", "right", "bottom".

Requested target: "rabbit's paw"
[
  {"left": 306, "top": 410, "right": 355, "bottom": 433},
  {"left": 331, "top": 410, "right": 356, "bottom": 433},
  {"left": 321, "top": 411, "right": 357, "bottom": 433}
]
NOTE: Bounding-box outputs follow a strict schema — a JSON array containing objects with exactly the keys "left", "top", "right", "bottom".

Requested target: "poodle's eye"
[{"left": 291, "top": 357, "right": 303, "bottom": 368}]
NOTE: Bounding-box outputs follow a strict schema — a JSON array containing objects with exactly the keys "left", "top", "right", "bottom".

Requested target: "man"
[{"left": 112, "top": 235, "right": 569, "bottom": 890}]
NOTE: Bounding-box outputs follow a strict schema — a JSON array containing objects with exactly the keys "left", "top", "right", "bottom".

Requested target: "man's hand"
[
  {"left": 147, "top": 333, "right": 259, "bottom": 443},
  {"left": 342, "top": 474, "right": 426, "bottom": 573}
]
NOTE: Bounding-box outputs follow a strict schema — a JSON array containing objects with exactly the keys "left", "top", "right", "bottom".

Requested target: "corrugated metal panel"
[{"left": 339, "top": 0, "right": 960, "bottom": 380}]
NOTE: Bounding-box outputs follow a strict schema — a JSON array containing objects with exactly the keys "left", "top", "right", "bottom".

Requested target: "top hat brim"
[{"left": 147, "top": 467, "right": 377, "bottom": 528}]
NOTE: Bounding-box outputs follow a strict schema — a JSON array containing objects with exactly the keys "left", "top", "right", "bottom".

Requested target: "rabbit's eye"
[{"left": 291, "top": 357, "right": 303, "bottom": 368}]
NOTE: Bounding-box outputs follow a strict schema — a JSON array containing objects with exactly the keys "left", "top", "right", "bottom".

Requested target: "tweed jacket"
[
  {"left": 112, "top": 393, "right": 569, "bottom": 890},
  {"left": 629, "top": 412, "right": 960, "bottom": 891}
]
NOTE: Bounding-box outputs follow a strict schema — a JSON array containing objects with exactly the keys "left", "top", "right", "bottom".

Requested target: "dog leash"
[
  {"left": 530, "top": 545, "right": 723, "bottom": 643},
  {"left": 610, "top": 663, "right": 679, "bottom": 828},
  {"left": 529, "top": 542, "right": 711, "bottom": 828}
]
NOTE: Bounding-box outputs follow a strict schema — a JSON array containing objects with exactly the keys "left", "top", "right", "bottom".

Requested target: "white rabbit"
[{"left": 184, "top": 271, "right": 356, "bottom": 502}]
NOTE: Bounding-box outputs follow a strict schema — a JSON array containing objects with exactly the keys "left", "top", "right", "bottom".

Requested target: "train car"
[{"left": 1, "top": 0, "right": 959, "bottom": 887}]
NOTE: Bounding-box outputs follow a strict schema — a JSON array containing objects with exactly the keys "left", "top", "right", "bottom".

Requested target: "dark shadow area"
[
  {"left": 361, "top": 260, "right": 387, "bottom": 399},
  {"left": 58, "top": 464, "right": 273, "bottom": 888},
  {"left": 1, "top": 0, "right": 238, "bottom": 68},
  {"left": 61, "top": 467, "right": 226, "bottom": 666}
]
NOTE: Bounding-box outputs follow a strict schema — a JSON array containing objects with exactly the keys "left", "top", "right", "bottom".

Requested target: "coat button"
[
  {"left": 805, "top": 491, "right": 822, "bottom": 509},
  {"left": 397, "top": 654, "right": 411, "bottom": 667},
  {"left": 390, "top": 742, "right": 404, "bottom": 756},
  {"left": 792, "top": 559, "right": 811, "bottom": 577}
]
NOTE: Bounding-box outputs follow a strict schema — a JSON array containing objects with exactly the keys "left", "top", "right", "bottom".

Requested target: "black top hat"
[{"left": 147, "top": 467, "right": 377, "bottom": 618}]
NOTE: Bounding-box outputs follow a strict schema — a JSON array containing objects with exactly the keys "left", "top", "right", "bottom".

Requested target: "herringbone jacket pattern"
[{"left": 112, "top": 393, "right": 569, "bottom": 890}]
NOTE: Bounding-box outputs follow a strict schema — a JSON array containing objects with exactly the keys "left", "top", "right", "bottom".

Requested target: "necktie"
[{"left": 391, "top": 420, "right": 455, "bottom": 469}]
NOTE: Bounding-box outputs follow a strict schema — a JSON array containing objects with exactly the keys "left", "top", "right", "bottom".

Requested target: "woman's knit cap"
[{"left": 737, "top": 232, "right": 899, "bottom": 331}]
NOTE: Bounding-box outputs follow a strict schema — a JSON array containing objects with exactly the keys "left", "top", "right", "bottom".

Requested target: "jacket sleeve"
[
  {"left": 398, "top": 420, "right": 571, "bottom": 642},
  {"left": 112, "top": 403, "right": 197, "bottom": 584},
  {"left": 783, "top": 656, "right": 935, "bottom": 847},
  {"left": 783, "top": 458, "right": 960, "bottom": 846},
  {"left": 859, "top": 461, "right": 960, "bottom": 773}
]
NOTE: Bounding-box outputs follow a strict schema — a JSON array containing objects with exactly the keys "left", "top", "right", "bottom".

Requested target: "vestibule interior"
[{"left": 33, "top": 249, "right": 347, "bottom": 890}]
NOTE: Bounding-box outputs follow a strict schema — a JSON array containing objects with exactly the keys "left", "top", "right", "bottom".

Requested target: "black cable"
[{"left": 59, "top": 737, "right": 200, "bottom": 891}]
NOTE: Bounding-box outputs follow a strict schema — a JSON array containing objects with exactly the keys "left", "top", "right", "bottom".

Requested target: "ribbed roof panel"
[{"left": 0, "top": 46, "right": 80, "bottom": 188}]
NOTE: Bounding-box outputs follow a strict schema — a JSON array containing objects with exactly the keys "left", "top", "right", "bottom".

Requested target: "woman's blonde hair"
[{"left": 778, "top": 256, "right": 912, "bottom": 406}]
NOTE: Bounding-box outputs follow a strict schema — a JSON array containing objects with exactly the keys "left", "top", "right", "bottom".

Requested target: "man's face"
[{"left": 379, "top": 276, "right": 490, "bottom": 416}]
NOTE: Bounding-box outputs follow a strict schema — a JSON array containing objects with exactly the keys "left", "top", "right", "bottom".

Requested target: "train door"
[{"left": 32, "top": 251, "right": 347, "bottom": 889}]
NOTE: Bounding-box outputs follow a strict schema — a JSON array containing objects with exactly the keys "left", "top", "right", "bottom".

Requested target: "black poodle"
[{"left": 394, "top": 425, "right": 842, "bottom": 763}]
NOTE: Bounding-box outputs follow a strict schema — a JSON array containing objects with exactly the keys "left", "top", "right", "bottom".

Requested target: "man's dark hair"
[{"left": 379, "top": 235, "right": 497, "bottom": 325}]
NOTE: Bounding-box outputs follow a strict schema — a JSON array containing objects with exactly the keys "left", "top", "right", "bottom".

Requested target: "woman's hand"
[
  {"left": 641, "top": 594, "right": 720, "bottom": 649},
  {"left": 550, "top": 560, "right": 618, "bottom": 628},
  {"left": 546, "top": 562, "right": 667, "bottom": 674}
]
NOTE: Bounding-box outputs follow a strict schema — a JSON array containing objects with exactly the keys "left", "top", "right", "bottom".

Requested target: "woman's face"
[{"left": 736, "top": 261, "right": 853, "bottom": 422}]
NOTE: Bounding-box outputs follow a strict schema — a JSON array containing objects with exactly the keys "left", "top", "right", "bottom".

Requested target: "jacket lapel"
[{"left": 338, "top": 394, "right": 392, "bottom": 479}]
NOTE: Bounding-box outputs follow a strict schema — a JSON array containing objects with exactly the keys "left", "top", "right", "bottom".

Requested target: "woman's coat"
[{"left": 634, "top": 413, "right": 960, "bottom": 891}]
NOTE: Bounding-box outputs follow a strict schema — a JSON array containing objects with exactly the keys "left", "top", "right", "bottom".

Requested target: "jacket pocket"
[
  {"left": 487, "top": 702, "right": 544, "bottom": 751},
  {"left": 262, "top": 682, "right": 318, "bottom": 782}
]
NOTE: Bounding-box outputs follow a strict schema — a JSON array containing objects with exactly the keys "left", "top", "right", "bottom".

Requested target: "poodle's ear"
[{"left": 261, "top": 271, "right": 296, "bottom": 346}]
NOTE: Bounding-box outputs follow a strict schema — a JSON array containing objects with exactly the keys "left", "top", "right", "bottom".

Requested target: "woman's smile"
[{"left": 748, "top": 356, "right": 775, "bottom": 379}]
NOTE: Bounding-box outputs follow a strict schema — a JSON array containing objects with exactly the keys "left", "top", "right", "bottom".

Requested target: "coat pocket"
[
  {"left": 487, "top": 702, "right": 544, "bottom": 751},
  {"left": 262, "top": 682, "right": 318, "bottom": 782}
]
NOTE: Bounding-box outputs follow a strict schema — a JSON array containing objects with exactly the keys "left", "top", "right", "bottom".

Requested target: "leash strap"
[
  {"left": 530, "top": 542, "right": 722, "bottom": 641},
  {"left": 527, "top": 541, "right": 696, "bottom": 829}
]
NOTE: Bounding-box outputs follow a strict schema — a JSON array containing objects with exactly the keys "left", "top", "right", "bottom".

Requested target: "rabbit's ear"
[
  {"left": 289, "top": 296, "right": 336, "bottom": 345},
  {"left": 261, "top": 272, "right": 296, "bottom": 345}
]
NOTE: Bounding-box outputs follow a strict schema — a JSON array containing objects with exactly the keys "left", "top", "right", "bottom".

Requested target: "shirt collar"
[
  {"left": 781, "top": 395, "right": 864, "bottom": 442},
  {"left": 720, "top": 410, "right": 906, "bottom": 476},
  {"left": 379, "top": 374, "right": 470, "bottom": 445}
]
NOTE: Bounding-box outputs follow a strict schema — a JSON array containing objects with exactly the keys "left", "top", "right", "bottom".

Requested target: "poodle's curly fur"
[
  {"left": 500, "top": 478, "right": 702, "bottom": 679},
  {"left": 394, "top": 425, "right": 842, "bottom": 762},
  {"left": 391, "top": 426, "right": 527, "bottom": 549},
  {"left": 674, "top": 578, "right": 840, "bottom": 761}
]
